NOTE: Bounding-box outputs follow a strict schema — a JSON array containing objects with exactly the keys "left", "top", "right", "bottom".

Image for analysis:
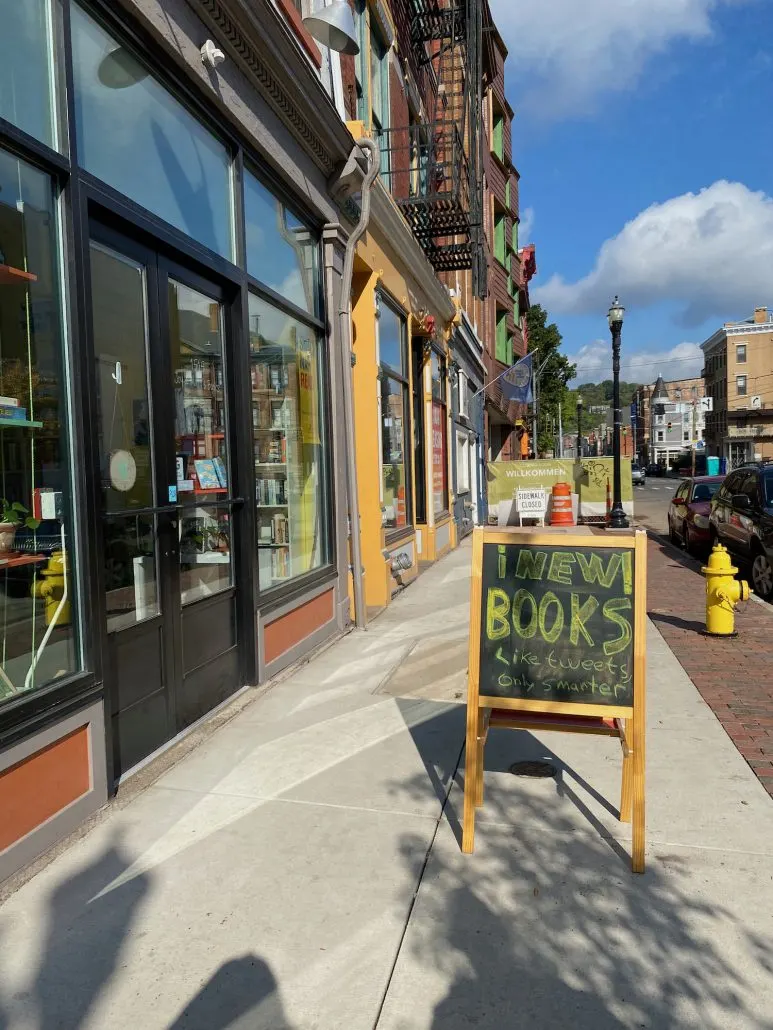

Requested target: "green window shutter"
[
  {"left": 493, "top": 114, "right": 503, "bottom": 160},
  {"left": 494, "top": 213, "right": 505, "bottom": 264},
  {"left": 514, "top": 293, "right": 520, "bottom": 324},
  {"left": 496, "top": 311, "right": 508, "bottom": 363},
  {"left": 513, "top": 217, "right": 518, "bottom": 253},
  {"left": 507, "top": 334, "right": 514, "bottom": 366},
  {"left": 505, "top": 179, "right": 511, "bottom": 209},
  {"left": 507, "top": 274, "right": 513, "bottom": 297}
]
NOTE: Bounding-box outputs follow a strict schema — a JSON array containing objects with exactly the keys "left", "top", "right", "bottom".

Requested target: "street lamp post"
[
  {"left": 576, "top": 395, "right": 583, "bottom": 459},
  {"left": 608, "top": 296, "right": 629, "bottom": 528}
]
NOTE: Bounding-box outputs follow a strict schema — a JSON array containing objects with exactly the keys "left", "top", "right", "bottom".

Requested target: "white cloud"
[
  {"left": 519, "top": 206, "right": 535, "bottom": 244},
  {"left": 534, "top": 181, "right": 773, "bottom": 327},
  {"left": 571, "top": 339, "right": 703, "bottom": 386},
  {"left": 490, "top": 0, "right": 748, "bottom": 117}
]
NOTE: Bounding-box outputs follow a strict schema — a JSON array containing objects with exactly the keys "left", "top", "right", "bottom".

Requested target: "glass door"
[{"left": 90, "top": 226, "right": 241, "bottom": 778}]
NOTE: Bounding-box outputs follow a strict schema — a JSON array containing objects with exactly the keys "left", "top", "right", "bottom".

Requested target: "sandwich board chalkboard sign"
[{"left": 464, "top": 526, "right": 647, "bottom": 872}]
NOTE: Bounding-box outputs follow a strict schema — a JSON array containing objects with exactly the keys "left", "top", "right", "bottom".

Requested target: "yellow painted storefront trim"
[{"left": 350, "top": 221, "right": 457, "bottom": 611}]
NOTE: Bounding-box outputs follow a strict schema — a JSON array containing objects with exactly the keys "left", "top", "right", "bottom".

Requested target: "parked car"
[
  {"left": 668, "top": 476, "right": 724, "bottom": 554},
  {"left": 646, "top": 463, "right": 665, "bottom": 477},
  {"left": 631, "top": 463, "right": 646, "bottom": 486},
  {"left": 709, "top": 462, "right": 773, "bottom": 599}
]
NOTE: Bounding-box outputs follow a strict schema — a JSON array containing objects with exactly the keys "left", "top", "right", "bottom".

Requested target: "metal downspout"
[{"left": 339, "top": 137, "right": 380, "bottom": 629}]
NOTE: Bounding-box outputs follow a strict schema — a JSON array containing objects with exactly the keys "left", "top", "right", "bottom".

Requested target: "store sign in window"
[{"left": 0, "top": 149, "right": 79, "bottom": 703}]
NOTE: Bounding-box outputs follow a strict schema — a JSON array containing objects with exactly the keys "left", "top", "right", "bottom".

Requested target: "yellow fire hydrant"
[
  {"left": 702, "top": 542, "right": 749, "bottom": 636},
  {"left": 31, "top": 550, "right": 70, "bottom": 627}
]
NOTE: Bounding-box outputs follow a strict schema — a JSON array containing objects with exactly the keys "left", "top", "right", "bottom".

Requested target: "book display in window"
[
  {"left": 251, "top": 345, "right": 298, "bottom": 586},
  {"left": 175, "top": 354, "right": 228, "bottom": 496}
]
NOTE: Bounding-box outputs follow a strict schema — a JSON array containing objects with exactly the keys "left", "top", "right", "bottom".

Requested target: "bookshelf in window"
[
  {"left": 0, "top": 265, "right": 37, "bottom": 286},
  {"left": 252, "top": 344, "right": 298, "bottom": 586}
]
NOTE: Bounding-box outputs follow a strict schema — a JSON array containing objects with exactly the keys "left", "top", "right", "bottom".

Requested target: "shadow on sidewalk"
[
  {"left": 649, "top": 612, "right": 706, "bottom": 634},
  {"left": 392, "top": 700, "right": 773, "bottom": 1030},
  {"left": 0, "top": 832, "right": 150, "bottom": 1029},
  {"left": 0, "top": 833, "right": 295, "bottom": 1030},
  {"left": 166, "top": 955, "right": 295, "bottom": 1029}
]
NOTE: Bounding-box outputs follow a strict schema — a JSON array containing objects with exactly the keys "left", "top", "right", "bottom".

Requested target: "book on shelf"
[
  {"left": 271, "top": 548, "right": 289, "bottom": 579},
  {"left": 256, "top": 477, "right": 287, "bottom": 505},
  {"left": 193, "top": 458, "right": 221, "bottom": 490},
  {"left": 271, "top": 512, "right": 289, "bottom": 544},
  {"left": 0, "top": 404, "right": 27, "bottom": 421},
  {"left": 254, "top": 434, "right": 287, "bottom": 464},
  {"left": 0, "top": 396, "right": 19, "bottom": 408},
  {"left": 212, "top": 456, "right": 228, "bottom": 488}
]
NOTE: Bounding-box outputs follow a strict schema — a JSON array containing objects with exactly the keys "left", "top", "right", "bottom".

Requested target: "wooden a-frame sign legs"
[{"left": 461, "top": 527, "right": 647, "bottom": 873}]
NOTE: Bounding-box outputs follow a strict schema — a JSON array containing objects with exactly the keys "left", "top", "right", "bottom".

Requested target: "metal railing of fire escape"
[{"left": 379, "top": 0, "right": 487, "bottom": 298}]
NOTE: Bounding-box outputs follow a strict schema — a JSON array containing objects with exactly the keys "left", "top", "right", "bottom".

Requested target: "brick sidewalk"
[{"left": 647, "top": 536, "right": 773, "bottom": 798}]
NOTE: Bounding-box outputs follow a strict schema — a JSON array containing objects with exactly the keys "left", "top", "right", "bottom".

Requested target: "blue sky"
[{"left": 491, "top": 0, "right": 773, "bottom": 384}]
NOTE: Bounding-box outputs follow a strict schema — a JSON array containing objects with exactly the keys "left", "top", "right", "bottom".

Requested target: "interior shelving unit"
[{"left": 252, "top": 343, "right": 295, "bottom": 586}]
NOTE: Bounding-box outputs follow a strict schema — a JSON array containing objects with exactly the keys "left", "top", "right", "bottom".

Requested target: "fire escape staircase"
[{"left": 381, "top": 0, "right": 486, "bottom": 297}]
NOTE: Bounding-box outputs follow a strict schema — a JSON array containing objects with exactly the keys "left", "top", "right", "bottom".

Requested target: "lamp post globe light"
[
  {"left": 607, "top": 296, "right": 629, "bottom": 529},
  {"left": 576, "top": 394, "right": 583, "bottom": 459}
]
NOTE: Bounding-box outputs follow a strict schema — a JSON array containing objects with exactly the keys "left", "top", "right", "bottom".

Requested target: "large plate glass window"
[
  {"left": 91, "top": 242, "right": 159, "bottom": 631},
  {"left": 71, "top": 5, "right": 233, "bottom": 259},
  {"left": 244, "top": 170, "right": 319, "bottom": 316},
  {"left": 379, "top": 298, "right": 410, "bottom": 531},
  {"left": 431, "top": 351, "right": 448, "bottom": 515},
  {"left": 0, "top": 148, "right": 79, "bottom": 704},
  {"left": 1, "top": 0, "right": 57, "bottom": 148},
  {"left": 170, "top": 280, "right": 232, "bottom": 603},
  {"left": 249, "top": 293, "right": 329, "bottom": 592}
]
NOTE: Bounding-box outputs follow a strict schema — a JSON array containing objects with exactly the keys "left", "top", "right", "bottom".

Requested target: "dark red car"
[{"left": 668, "top": 476, "right": 724, "bottom": 553}]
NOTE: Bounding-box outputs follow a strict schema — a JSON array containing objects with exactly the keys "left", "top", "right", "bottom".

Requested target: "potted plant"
[{"left": 0, "top": 500, "right": 40, "bottom": 552}]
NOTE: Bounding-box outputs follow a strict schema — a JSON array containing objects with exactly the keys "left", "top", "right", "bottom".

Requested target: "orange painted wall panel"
[
  {"left": 263, "top": 589, "right": 334, "bottom": 665},
  {"left": 0, "top": 726, "right": 90, "bottom": 852}
]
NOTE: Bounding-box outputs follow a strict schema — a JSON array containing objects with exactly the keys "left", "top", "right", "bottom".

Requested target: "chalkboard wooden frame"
[{"left": 463, "top": 526, "right": 647, "bottom": 872}]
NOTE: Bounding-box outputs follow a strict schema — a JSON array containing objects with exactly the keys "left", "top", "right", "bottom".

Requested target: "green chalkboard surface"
[{"left": 479, "top": 541, "right": 636, "bottom": 707}]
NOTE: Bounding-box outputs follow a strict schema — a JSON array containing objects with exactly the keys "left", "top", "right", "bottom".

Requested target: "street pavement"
[
  {"left": 632, "top": 475, "right": 677, "bottom": 537},
  {"left": 2, "top": 536, "right": 773, "bottom": 1029}
]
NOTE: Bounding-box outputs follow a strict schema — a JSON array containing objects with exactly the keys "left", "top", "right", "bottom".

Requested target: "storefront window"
[
  {"left": 71, "top": 5, "right": 233, "bottom": 259},
  {"left": 379, "top": 299, "right": 410, "bottom": 530},
  {"left": 0, "top": 0, "right": 57, "bottom": 148},
  {"left": 91, "top": 242, "right": 159, "bottom": 631},
  {"left": 0, "top": 149, "right": 78, "bottom": 703},
  {"left": 244, "top": 170, "right": 319, "bottom": 316},
  {"left": 169, "top": 281, "right": 232, "bottom": 604},
  {"left": 249, "top": 294, "right": 329, "bottom": 591},
  {"left": 431, "top": 351, "right": 448, "bottom": 515}
]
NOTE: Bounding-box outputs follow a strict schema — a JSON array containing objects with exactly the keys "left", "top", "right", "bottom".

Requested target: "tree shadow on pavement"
[{"left": 388, "top": 705, "right": 773, "bottom": 1030}]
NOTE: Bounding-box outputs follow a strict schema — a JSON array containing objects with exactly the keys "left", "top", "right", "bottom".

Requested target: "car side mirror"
[{"left": 732, "top": 494, "right": 751, "bottom": 510}]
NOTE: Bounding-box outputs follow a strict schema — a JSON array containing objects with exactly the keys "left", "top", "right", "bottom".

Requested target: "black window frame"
[
  {"left": 378, "top": 292, "right": 412, "bottom": 538},
  {"left": 1, "top": 0, "right": 346, "bottom": 750},
  {"left": 430, "top": 345, "right": 449, "bottom": 516}
]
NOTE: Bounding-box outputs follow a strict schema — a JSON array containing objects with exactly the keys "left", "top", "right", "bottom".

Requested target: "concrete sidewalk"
[{"left": 2, "top": 540, "right": 773, "bottom": 1029}]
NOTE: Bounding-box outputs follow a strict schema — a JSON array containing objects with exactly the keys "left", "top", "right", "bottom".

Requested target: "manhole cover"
[{"left": 508, "top": 760, "right": 557, "bottom": 778}]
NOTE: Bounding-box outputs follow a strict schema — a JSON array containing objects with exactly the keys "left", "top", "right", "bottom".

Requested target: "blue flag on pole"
[{"left": 500, "top": 353, "right": 534, "bottom": 404}]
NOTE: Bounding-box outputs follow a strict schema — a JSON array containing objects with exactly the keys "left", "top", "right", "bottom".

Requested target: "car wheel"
[
  {"left": 668, "top": 517, "right": 679, "bottom": 546},
  {"left": 751, "top": 550, "right": 773, "bottom": 600}
]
